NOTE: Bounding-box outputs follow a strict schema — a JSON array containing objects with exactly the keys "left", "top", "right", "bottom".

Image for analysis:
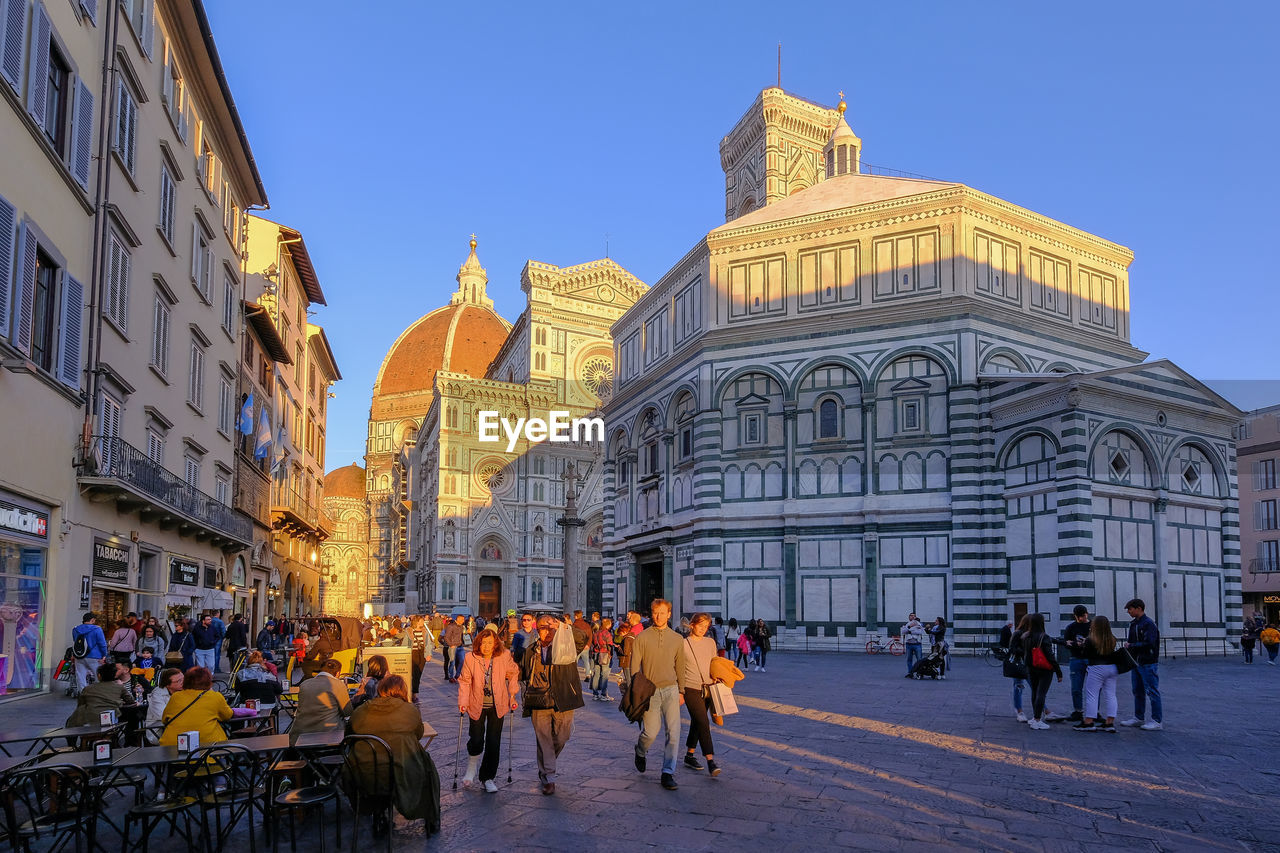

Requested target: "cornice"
[{"left": 961, "top": 190, "right": 1133, "bottom": 271}]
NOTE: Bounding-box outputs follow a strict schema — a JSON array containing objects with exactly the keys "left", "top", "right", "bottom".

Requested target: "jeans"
[
  {"left": 1131, "top": 663, "right": 1161, "bottom": 723},
  {"left": 1084, "top": 663, "right": 1118, "bottom": 720},
  {"left": 74, "top": 657, "right": 98, "bottom": 691},
  {"left": 1267, "top": 644, "right": 1279, "bottom": 663},
  {"left": 590, "top": 660, "right": 611, "bottom": 697},
  {"left": 1069, "top": 658, "right": 1088, "bottom": 714},
  {"left": 194, "top": 647, "right": 216, "bottom": 671},
  {"left": 1012, "top": 678, "right": 1026, "bottom": 713},
  {"left": 905, "top": 643, "right": 923, "bottom": 673},
  {"left": 454, "top": 646, "right": 467, "bottom": 679},
  {"left": 636, "top": 684, "right": 681, "bottom": 775}
]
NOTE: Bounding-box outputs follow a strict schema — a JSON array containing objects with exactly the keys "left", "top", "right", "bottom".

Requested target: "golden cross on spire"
[
  {"left": 837, "top": 91, "right": 847, "bottom": 115},
  {"left": 469, "top": 233, "right": 477, "bottom": 250}
]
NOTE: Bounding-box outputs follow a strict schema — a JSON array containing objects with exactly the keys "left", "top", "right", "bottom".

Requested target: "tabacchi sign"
[{"left": 477, "top": 411, "right": 605, "bottom": 452}]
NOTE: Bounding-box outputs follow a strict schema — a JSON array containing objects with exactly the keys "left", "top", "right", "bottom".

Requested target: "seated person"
[
  {"left": 301, "top": 629, "right": 336, "bottom": 680},
  {"left": 290, "top": 658, "right": 351, "bottom": 743},
  {"left": 259, "top": 650, "right": 279, "bottom": 678},
  {"left": 234, "top": 651, "right": 284, "bottom": 708},
  {"left": 145, "top": 668, "right": 183, "bottom": 744},
  {"left": 66, "top": 660, "right": 136, "bottom": 727},
  {"left": 352, "top": 655, "right": 388, "bottom": 708},
  {"left": 347, "top": 674, "right": 440, "bottom": 835},
  {"left": 131, "top": 647, "right": 159, "bottom": 695},
  {"left": 158, "top": 666, "right": 232, "bottom": 747}
]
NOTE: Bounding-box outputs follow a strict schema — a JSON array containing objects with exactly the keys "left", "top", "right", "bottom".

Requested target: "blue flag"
[
  {"left": 238, "top": 392, "right": 255, "bottom": 436},
  {"left": 254, "top": 409, "right": 272, "bottom": 459}
]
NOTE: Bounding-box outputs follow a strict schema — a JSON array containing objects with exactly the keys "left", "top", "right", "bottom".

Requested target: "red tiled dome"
[
  {"left": 374, "top": 304, "right": 509, "bottom": 396},
  {"left": 324, "top": 464, "right": 366, "bottom": 499}
]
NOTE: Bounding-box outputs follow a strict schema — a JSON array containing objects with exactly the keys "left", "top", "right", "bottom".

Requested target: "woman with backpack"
[{"left": 1021, "top": 613, "right": 1063, "bottom": 730}]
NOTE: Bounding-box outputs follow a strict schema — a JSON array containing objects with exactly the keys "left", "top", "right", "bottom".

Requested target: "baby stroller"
[
  {"left": 55, "top": 647, "right": 77, "bottom": 696},
  {"left": 908, "top": 644, "right": 948, "bottom": 680}
]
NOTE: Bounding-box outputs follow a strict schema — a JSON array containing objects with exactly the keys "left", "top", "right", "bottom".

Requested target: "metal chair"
[
  {"left": 338, "top": 734, "right": 395, "bottom": 853},
  {"left": 0, "top": 764, "right": 98, "bottom": 853},
  {"left": 188, "top": 743, "right": 268, "bottom": 853},
  {"left": 272, "top": 744, "right": 342, "bottom": 853}
]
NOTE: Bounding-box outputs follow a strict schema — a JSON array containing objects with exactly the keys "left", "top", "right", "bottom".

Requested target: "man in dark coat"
[
  {"left": 520, "top": 615, "right": 587, "bottom": 795},
  {"left": 224, "top": 614, "right": 250, "bottom": 667}
]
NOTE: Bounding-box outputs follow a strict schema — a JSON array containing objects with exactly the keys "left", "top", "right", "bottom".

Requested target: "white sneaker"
[
  {"left": 1028, "top": 719, "right": 1050, "bottom": 730},
  {"left": 1043, "top": 712, "right": 1066, "bottom": 722},
  {"left": 483, "top": 779, "right": 499, "bottom": 793},
  {"left": 759, "top": 667, "right": 766, "bottom": 672},
  {"left": 1139, "top": 721, "right": 1163, "bottom": 731},
  {"left": 1118, "top": 718, "right": 1142, "bottom": 727},
  {"left": 1016, "top": 712, "right": 1027, "bottom": 722}
]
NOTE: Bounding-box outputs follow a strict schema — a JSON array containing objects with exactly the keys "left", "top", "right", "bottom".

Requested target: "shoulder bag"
[{"left": 163, "top": 689, "right": 209, "bottom": 728}]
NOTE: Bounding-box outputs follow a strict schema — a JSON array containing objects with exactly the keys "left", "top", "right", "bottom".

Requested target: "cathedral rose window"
[{"left": 582, "top": 356, "right": 614, "bottom": 400}]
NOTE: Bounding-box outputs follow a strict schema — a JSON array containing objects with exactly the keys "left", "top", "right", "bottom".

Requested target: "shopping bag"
[
  {"left": 707, "top": 682, "right": 738, "bottom": 717},
  {"left": 551, "top": 622, "right": 577, "bottom": 665}
]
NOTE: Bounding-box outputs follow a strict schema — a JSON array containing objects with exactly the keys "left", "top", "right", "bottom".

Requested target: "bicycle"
[
  {"left": 980, "top": 645, "right": 1008, "bottom": 667},
  {"left": 865, "top": 634, "right": 904, "bottom": 655}
]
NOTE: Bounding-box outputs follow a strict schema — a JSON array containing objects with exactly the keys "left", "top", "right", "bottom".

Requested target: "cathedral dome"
[
  {"left": 373, "top": 238, "right": 511, "bottom": 398},
  {"left": 373, "top": 303, "right": 509, "bottom": 396},
  {"left": 324, "top": 464, "right": 366, "bottom": 499}
]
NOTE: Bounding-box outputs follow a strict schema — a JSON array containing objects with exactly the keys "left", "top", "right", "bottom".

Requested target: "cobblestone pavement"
[{"left": 6, "top": 651, "right": 1277, "bottom": 852}]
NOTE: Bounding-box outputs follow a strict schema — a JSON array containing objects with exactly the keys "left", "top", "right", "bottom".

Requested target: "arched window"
[{"left": 818, "top": 399, "right": 838, "bottom": 438}]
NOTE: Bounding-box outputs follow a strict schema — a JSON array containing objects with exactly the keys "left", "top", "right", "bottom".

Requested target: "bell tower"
[{"left": 719, "top": 88, "right": 844, "bottom": 222}]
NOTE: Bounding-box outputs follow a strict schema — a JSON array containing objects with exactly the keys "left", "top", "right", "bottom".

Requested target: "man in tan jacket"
[{"left": 290, "top": 659, "right": 351, "bottom": 744}]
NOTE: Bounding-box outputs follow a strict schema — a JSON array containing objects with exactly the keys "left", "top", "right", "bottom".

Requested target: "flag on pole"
[
  {"left": 270, "top": 424, "right": 289, "bottom": 476},
  {"left": 238, "top": 392, "right": 255, "bottom": 436},
  {"left": 254, "top": 409, "right": 272, "bottom": 459}
]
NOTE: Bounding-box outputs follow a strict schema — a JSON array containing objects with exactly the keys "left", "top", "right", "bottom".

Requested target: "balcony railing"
[
  {"left": 271, "top": 486, "right": 326, "bottom": 537},
  {"left": 1250, "top": 558, "right": 1280, "bottom": 573},
  {"left": 80, "top": 435, "right": 251, "bottom": 546}
]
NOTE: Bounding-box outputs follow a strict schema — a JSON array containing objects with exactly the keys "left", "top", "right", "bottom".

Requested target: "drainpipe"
[{"left": 82, "top": 0, "right": 122, "bottom": 456}]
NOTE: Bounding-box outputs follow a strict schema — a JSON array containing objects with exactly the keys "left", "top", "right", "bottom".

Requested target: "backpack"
[{"left": 72, "top": 631, "right": 89, "bottom": 659}]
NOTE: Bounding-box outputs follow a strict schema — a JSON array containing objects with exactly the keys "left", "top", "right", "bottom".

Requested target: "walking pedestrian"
[
  {"left": 1119, "top": 599, "right": 1163, "bottom": 730},
  {"left": 681, "top": 613, "right": 721, "bottom": 777},
  {"left": 617, "top": 611, "right": 641, "bottom": 696},
  {"left": 519, "top": 615, "right": 587, "bottom": 795},
  {"left": 209, "top": 610, "right": 226, "bottom": 672},
  {"left": 191, "top": 614, "right": 218, "bottom": 671},
  {"left": 1262, "top": 623, "right": 1280, "bottom": 665},
  {"left": 902, "top": 614, "right": 925, "bottom": 675},
  {"left": 1020, "top": 613, "right": 1063, "bottom": 729},
  {"left": 1072, "top": 615, "right": 1132, "bottom": 733},
  {"left": 631, "top": 599, "right": 687, "bottom": 791},
  {"left": 225, "top": 614, "right": 249, "bottom": 668},
  {"left": 107, "top": 618, "right": 137, "bottom": 665},
  {"left": 71, "top": 613, "right": 107, "bottom": 692},
  {"left": 1241, "top": 615, "right": 1259, "bottom": 664},
  {"left": 590, "top": 618, "right": 615, "bottom": 701},
  {"left": 166, "top": 619, "right": 195, "bottom": 671},
  {"left": 458, "top": 626, "right": 520, "bottom": 793},
  {"left": 1002, "top": 617, "right": 1029, "bottom": 722},
  {"left": 725, "top": 619, "right": 742, "bottom": 666},
  {"left": 441, "top": 614, "right": 465, "bottom": 683},
  {"left": 751, "top": 619, "right": 771, "bottom": 671}
]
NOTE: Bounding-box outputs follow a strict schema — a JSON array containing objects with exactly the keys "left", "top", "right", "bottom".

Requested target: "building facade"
[
  {"left": 1238, "top": 404, "right": 1280, "bottom": 626},
  {"left": 320, "top": 463, "right": 368, "bottom": 616},
  {"left": 244, "top": 215, "right": 340, "bottom": 620},
  {"left": 407, "top": 244, "right": 643, "bottom": 619},
  {"left": 602, "top": 88, "right": 1243, "bottom": 654}
]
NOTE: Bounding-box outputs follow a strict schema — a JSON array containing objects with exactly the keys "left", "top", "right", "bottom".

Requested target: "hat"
[
  {"left": 481, "top": 623, "right": 500, "bottom": 634},
  {"left": 506, "top": 609, "right": 517, "bottom": 617}
]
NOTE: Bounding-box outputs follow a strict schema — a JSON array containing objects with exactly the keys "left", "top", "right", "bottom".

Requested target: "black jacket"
[
  {"left": 1054, "top": 620, "right": 1091, "bottom": 660},
  {"left": 191, "top": 623, "right": 218, "bottom": 651},
  {"left": 618, "top": 671, "right": 655, "bottom": 722},
  {"left": 519, "top": 634, "right": 587, "bottom": 717},
  {"left": 225, "top": 621, "right": 249, "bottom": 652},
  {"left": 1126, "top": 615, "right": 1160, "bottom": 665}
]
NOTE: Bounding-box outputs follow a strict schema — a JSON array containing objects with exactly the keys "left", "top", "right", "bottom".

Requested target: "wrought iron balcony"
[
  {"left": 1250, "top": 558, "right": 1280, "bottom": 573},
  {"left": 79, "top": 435, "right": 251, "bottom": 549},
  {"left": 271, "top": 486, "right": 328, "bottom": 538}
]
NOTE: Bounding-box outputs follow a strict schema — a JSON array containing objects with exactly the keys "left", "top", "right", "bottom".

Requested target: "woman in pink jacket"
[{"left": 458, "top": 625, "right": 520, "bottom": 792}]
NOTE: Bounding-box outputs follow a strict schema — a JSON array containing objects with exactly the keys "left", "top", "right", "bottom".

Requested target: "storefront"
[
  {"left": 166, "top": 555, "right": 202, "bottom": 625},
  {"left": 0, "top": 490, "right": 49, "bottom": 697},
  {"left": 89, "top": 538, "right": 131, "bottom": 627}
]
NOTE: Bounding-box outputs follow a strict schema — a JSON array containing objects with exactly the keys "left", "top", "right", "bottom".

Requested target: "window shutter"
[
  {"left": 117, "top": 247, "right": 130, "bottom": 331},
  {"left": 125, "top": 90, "right": 137, "bottom": 174},
  {"left": 100, "top": 393, "right": 120, "bottom": 470},
  {"left": 161, "top": 47, "right": 173, "bottom": 106},
  {"left": 79, "top": 0, "right": 96, "bottom": 25},
  {"left": 190, "top": 222, "right": 199, "bottom": 282},
  {"left": 1254, "top": 461, "right": 1263, "bottom": 492},
  {"left": 25, "top": 2, "right": 50, "bottom": 125},
  {"left": 1, "top": 0, "right": 27, "bottom": 90},
  {"left": 70, "top": 79, "right": 93, "bottom": 190},
  {"left": 57, "top": 272, "right": 83, "bottom": 389},
  {"left": 1256, "top": 501, "right": 1263, "bottom": 532},
  {"left": 113, "top": 81, "right": 125, "bottom": 161},
  {"left": 139, "top": 0, "right": 154, "bottom": 59},
  {"left": 0, "top": 193, "right": 13, "bottom": 339},
  {"left": 13, "top": 223, "right": 36, "bottom": 355}
]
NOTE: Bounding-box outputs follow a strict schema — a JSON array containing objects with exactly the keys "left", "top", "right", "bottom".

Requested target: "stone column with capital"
[{"left": 559, "top": 462, "right": 587, "bottom": 612}]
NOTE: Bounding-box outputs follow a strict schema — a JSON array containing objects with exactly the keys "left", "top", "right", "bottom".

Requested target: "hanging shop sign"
[
  {"left": 169, "top": 556, "right": 200, "bottom": 586},
  {"left": 0, "top": 498, "right": 47, "bottom": 540},
  {"left": 92, "top": 540, "right": 129, "bottom": 582}
]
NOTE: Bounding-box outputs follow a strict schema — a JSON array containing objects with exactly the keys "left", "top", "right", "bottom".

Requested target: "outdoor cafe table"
[
  {"left": 0, "top": 723, "right": 123, "bottom": 756},
  {"left": 0, "top": 752, "right": 38, "bottom": 773}
]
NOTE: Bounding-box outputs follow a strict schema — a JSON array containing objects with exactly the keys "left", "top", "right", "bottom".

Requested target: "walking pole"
[
  {"left": 452, "top": 711, "right": 465, "bottom": 790},
  {"left": 506, "top": 707, "right": 515, "bottom": 783}
]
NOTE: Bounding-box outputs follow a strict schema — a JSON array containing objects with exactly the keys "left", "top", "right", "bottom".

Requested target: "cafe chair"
[
  {"left": 123, "top": 757, "right": 205, "bottom": 853},
  {"left": 189, "top": 743, "right": 267, "bottom": 853},
  {"left": 338, "top": 735, "right": 395, "bottom": 853},
  {"left": 0, "top": 764, "right": 98, "bottom": 853}
]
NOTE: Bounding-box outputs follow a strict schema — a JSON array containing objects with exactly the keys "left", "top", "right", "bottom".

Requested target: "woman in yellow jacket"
[
  {"left": 1261, "top": 624, "right": 1280, "bottom": 665},
  {"left": 158, "top": 666, "right": 232, "bottom": 746}
]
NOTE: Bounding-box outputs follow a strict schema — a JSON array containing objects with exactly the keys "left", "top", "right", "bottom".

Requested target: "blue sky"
[{"left": 204, "top": 1, "right": 1280, "bottom": 470}]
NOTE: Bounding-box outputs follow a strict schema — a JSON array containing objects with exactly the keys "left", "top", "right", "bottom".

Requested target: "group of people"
[
  {"left": 998, "top": 598, "right": 1163, "bottom": 733},
  {"left": 1240, "top": 611, "right": 1280, "bottom": 664}
]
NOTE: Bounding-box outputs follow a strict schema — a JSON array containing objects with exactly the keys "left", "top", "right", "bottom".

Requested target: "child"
[{"left": 131, "top": 647, "right": 159, "bottom": 695}]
